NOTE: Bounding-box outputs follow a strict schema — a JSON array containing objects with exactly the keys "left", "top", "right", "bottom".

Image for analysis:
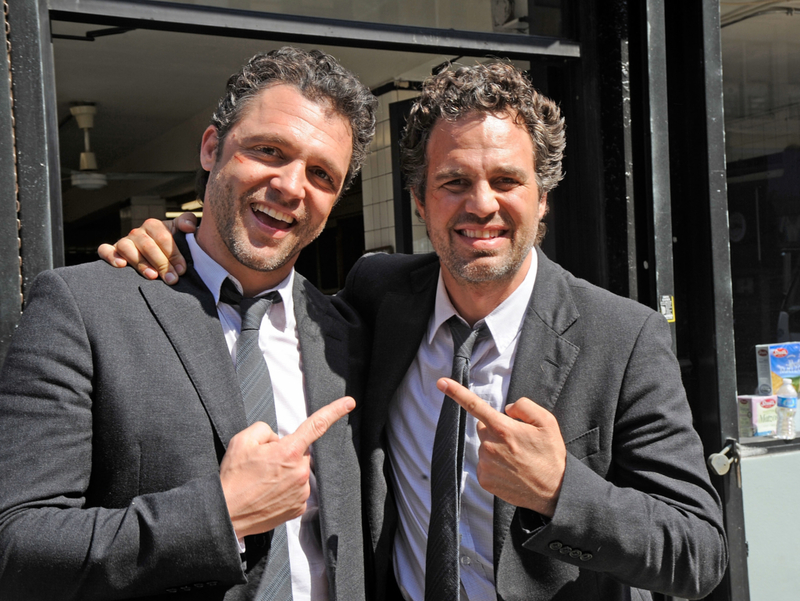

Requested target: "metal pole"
[
  {"left": 0, "top": 0, "right": 21, "bottom": 365},
  {"left": 644, "top": 0, "right": 678, "bottom": 353},
  {"left": 8, "top": 0, "right": 63, "bottom": 299}
]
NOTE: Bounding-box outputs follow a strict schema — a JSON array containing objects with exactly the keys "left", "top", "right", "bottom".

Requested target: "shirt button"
[{"left": 460, "top": 555, "right": 471, "bottom": 566}]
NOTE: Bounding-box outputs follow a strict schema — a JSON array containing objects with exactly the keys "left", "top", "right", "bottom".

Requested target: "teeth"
[
  {"left": 461, "top": 229, "right": 499, "bottom": 239},
  {"left": 253, "top": 204, "right": 294, "bottom": 224}
]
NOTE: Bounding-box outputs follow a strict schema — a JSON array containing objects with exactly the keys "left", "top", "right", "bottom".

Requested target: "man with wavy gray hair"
[
  {"left": 98, "top": 61, "right": 727, "bottom": 601},
  {"left": 0, "top": 47, "right": 375, "bottom": 601}
]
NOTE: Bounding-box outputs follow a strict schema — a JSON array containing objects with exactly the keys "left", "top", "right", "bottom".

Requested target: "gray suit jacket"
[
  {"left": 0, "top": 234, "right": 368, "bottom": 601},
  {"left": 342, "top": 248, "right": 727, "bottom": 601}
]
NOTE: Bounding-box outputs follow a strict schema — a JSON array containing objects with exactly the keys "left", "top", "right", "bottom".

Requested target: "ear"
[
  {"left": 538, "top": 191, "right": 548, "bottom": 219},
  {"left": 412, "top": 190, "right": 426, "bottom": 221},
  {"left": 200, "top": 126, "right": 220, "bottom": 171}
]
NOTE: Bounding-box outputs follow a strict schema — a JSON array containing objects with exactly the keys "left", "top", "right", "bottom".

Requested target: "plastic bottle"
[{"left": 775, "top": 378, "right": 797, "bottom": 440}]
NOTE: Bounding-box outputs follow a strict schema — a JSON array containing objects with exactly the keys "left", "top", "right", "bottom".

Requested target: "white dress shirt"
[
  {"left": 387, "top": 250, "right": 538, "bottom": 601},
  {"left": 187, "top": 234, "right": 327, "bottom": 601}
]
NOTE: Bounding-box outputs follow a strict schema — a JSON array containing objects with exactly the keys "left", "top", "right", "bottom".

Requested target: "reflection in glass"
[{"left": 722, "top": 5, "right": 800, "bottom": 393}]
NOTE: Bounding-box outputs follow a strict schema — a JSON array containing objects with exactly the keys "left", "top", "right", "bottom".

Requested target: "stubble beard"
[
  {"left": 429, "top": 219, "right": 537, "bottom": 285},
  {"left": 206, "top": 174, "right": 323, "bottom": 274}
]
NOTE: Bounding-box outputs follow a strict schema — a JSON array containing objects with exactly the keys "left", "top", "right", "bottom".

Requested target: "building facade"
[{"left": 2, "top": 1, "right": 799, "bottom": 599}]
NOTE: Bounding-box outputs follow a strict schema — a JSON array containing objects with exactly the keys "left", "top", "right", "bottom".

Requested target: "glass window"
[{"left": 722, "top": 5, "right": 800, "bottom": 393}]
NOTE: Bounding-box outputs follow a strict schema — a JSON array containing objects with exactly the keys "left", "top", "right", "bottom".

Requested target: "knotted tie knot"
[
  {"left": 447, "top": 316, "right": 488, "bottom": 382},
  {"left": 220, "top": 278, "right": 282, "bottom": 331}
]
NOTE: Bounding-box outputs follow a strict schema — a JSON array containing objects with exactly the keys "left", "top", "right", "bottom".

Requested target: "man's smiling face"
[
  {"left": 416, "top": 110, "right": 546, "bottom": 288},
  {"left": 197, "top": 83, "right": 352, "bottom": 293}
]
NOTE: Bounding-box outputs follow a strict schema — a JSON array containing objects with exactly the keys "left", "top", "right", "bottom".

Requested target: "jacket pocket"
[{"left": 564, "top": 427, "right": 599, "bottom": 461}]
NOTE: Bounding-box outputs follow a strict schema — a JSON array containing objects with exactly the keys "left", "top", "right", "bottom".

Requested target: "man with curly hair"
[
  {"left": 0, "top": 47, "right": 376, "bottom": 601},
  {"left": 99, "top": 61, "right": 727, "bottom": 601},
  {"left": 342, "top": 61, "right": 727, "bottom": 601}
]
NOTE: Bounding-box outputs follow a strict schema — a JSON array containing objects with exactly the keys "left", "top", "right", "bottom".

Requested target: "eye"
[
  {"left": 494, "top": 177, "right": 521, "bottom": 191},
  {"left": 255, "top": 146, "right": 280, "bottom": 157},
  {"left": 312, "top": 167, "right": 333, "bottom": 183},
  {"left": 442, "top": 178, "right": 469, "bottom": 191}
]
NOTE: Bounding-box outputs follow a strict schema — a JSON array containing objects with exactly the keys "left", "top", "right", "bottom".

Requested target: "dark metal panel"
[
  {"left": 390, "top": 98, "right": 414, "bottom": 255},
  {"left": 620, "top": 38, "right": 638, "bottom": 302},
  {"left": 0, "top": 3, "right": 22, "bottom": 364},
  {"left": 8, "top": 0, "right": 64, "bottom": 298},
  {"left": 663, "top": 0, "right": 748, "bottom": 598},
  {"left": 643, "top": 0, "right": 677, "bottom": 352},
  {"left": 700, "top": 0, "right": 749, "bottom": 598},
  {"left": 47, "top": 0, "right": 581, "bottom": 60}
]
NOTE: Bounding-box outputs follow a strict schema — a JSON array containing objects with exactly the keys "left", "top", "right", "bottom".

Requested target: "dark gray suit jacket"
[
  {"left": 0, "top": 234, "right": 368, "bottom": 601},
  {"left": 342, "top": 249, "right": 727, "bottom": 601}
]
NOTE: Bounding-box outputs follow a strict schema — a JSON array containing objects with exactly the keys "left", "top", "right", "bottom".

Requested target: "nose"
[
  {"left": 464, "top": 181, "right": 500, "bottom": 217},
  {"left": 270, "top": 160, "right": 306, "bottom": 201}
]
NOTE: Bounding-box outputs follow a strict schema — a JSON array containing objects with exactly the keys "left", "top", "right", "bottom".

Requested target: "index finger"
[
  {"left": 437, "top": 377, "right": 505, "bottom": 429},
  {"left": 287, "top": 396, "right": 356, "bottom": 451}
]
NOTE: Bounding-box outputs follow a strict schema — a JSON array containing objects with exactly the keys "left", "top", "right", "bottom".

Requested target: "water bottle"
[{"left": 775, "top": 378, "right": 797, "bottom": 440}]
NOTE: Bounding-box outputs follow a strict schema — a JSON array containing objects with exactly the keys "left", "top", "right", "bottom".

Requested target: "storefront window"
[
  {"left": 146, "top": 0, "right": 551, "bottom": 35},
  {"left": 722, "top": 4, "right": 800, "bottom": 393}
]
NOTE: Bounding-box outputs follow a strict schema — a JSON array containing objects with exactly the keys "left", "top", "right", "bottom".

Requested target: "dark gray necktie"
[
  {"left": 220, "top": 279, "right": 293, "bottom": 601},
  {"left": 425, "top": 316, "right": 486, "bottom": 601}
]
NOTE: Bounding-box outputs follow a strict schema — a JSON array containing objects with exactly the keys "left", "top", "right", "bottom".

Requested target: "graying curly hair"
[
  {"left": 197, "top": 46, "right": 376, "bottom": 198},
  {"left": 401, "top": 61, "right": 565, "bottom": 243}
]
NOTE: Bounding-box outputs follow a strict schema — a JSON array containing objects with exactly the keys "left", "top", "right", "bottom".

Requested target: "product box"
[
  {"left": 755, "top": 342, "right": 800, "bottom": 394},
  {"left": 738, "top": 395, "right": 778, "bottom": 437}
]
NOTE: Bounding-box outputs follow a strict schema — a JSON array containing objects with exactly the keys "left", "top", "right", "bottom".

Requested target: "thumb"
[{"left": 505, "top": 398, "right": 551, "bottom": 425}]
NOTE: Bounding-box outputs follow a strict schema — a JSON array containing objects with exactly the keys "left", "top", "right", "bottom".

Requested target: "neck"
[
  {"left": 441, "top": 252, "right": 532, "bottom": 327},
  {"left": 195, "top": 224, "right": 293, "bottom": 297}
]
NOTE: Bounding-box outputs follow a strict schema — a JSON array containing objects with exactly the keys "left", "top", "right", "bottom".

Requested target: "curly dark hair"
[
  {"left": 401, "top": 61, "right": 565, "bottom": 242},
  {"left": 196, "top": 47, "right": 376, "bottom": 199}
]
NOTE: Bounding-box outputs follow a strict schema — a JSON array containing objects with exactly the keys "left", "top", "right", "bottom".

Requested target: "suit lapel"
[
  {"left": 294, "top": 276, "right": 348, "bottom": 413},
  {"left": 139, "top": 250, "right": 246, "bottom": 449},
  {"left": 493, "top": 248, "right": 581, "bottom": 569},
  {"left": 366, "top": 260, "right": 438, "bottom": 433}
]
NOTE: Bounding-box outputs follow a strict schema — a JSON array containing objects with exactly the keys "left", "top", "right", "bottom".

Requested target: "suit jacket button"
[
  {"left": 549, "top": 541, "right": 563, "bottom": 551},
  {"left": 558, "top": 545, "right": 573, "bottom": 555},
  {"left": 206, "top": 581, "right": 218, "bottom": 587},
  {"left": 580, "top": 553, "right": 593, "bottom": 561},
  {"left": 165, "top": 589, "right": 177, "bottom": 594},
  {"left": 569, "top": 549, "right": 582, "bottom": 558},
  {"left": 254, "top": 534, "right": 267, "bottom": 548},
  {"left": 180, "top": 586, "right": 192, "bottom": 592}
]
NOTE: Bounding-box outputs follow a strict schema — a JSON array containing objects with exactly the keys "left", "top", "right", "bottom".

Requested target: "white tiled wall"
[{"left": 361, "top": 88, "right": 433, "bottom": 255}]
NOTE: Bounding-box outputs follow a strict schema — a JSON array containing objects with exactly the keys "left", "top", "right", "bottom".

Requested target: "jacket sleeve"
[
  {"left": 0, "top": 270, "right": 246, "bottom": 601},
  {"left": 516, "top": 312, "right": 728, "bottom": 599}
]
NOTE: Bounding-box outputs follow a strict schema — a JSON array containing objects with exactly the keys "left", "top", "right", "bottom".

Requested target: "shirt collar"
[
  {"left": 429, "top": 249, "right": 538, "bottom": 355},
  {"left": 186, "top": 233, "right": 295, "bottom": 310}
]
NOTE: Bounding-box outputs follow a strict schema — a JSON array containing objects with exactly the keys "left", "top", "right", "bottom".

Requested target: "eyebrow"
[{"left": 431, "top": 165, "right": 530, "bottom": 183}]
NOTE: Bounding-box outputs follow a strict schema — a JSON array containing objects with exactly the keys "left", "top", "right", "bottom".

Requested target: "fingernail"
[
  {"left": 114, "top": 259, "right": 126, "bottom": 268},
  {"left": 144, "top": 268, "right": 157, "bottom": 279},
  {"left": 176, "top": 264, "right": 185, "bottom": 275},
  {"left": 345, "top": 398, "right": 356, "bottom": 410},
  {"left": 165, "top": 272, "right": 177, "bottom": 285}
]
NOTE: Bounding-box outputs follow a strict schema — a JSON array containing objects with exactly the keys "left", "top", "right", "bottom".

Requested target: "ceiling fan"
[{"left": 63, "top": 103, "right": 194, "bottom": 191}]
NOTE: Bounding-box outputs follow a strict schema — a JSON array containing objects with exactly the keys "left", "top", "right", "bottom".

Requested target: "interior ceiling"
[{"left": 51, "top": 19, "right": 457, "bottom": 224}]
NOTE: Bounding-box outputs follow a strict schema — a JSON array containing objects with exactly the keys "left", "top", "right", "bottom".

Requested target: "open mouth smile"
[
  {"left": 252, "top": 204, "right": 295, "bottom": 230},
  {"left": 458, "top": 229, "right": 505, "bottom": 239}
]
